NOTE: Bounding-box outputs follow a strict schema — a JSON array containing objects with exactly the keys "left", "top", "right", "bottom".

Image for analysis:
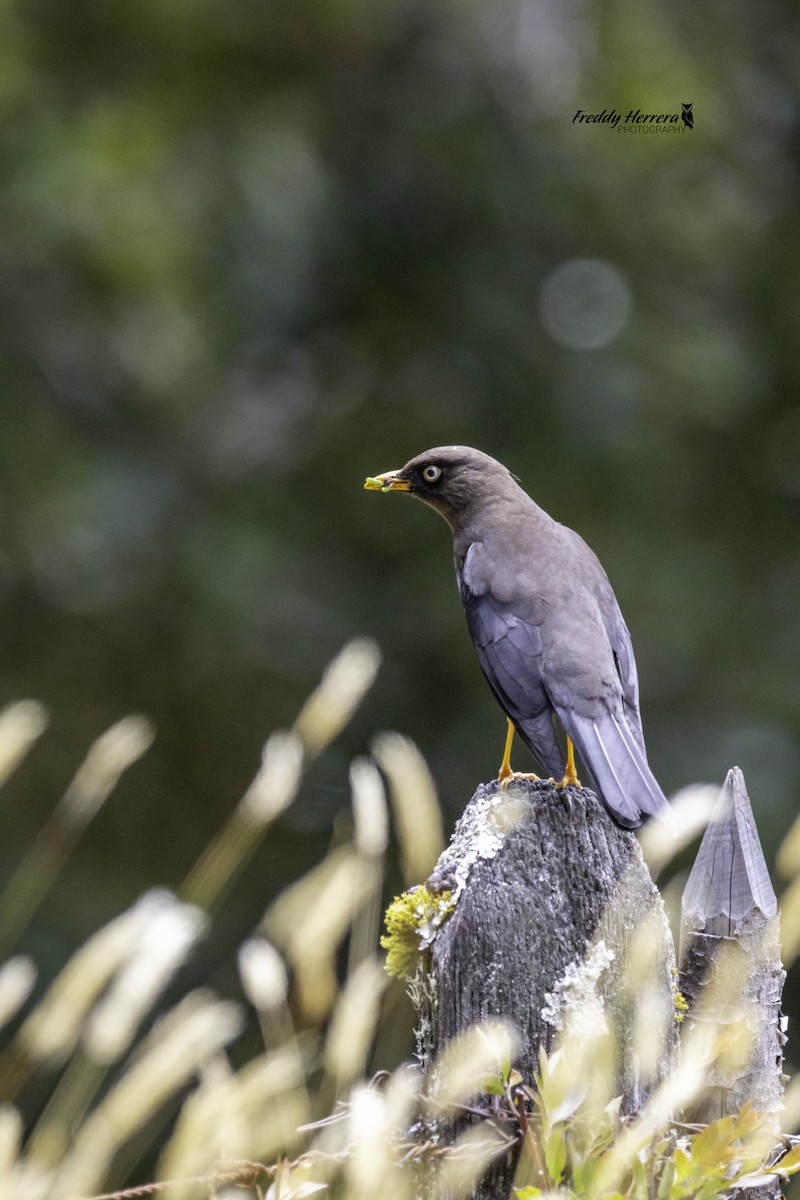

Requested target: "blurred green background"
[{"left": 0, "top": 0, "right": 798, "bottom": 1059}]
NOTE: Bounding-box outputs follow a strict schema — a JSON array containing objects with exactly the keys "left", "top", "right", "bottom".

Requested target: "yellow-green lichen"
[
  {"left": 672, "top": 967, "right": 689, "bottom": 1023},
  {"left": 673, "top": 989, "right": 689, "bottom": 1022},
  {"left": 381, "top": 887, "right": 455, "bottom": 980}
]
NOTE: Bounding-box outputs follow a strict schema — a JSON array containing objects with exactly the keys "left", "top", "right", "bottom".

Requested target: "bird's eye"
[{"left": 422, "top": 465, "right": 442, "bottom": 484}]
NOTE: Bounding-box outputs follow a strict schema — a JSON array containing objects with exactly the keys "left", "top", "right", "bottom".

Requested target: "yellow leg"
[
  {"left": 497, "top": 718, "right": 540, "bottom": 789},
  {"left": 498, "top": 718, "right": 515, "bottom": 782},
  {"left": 556, "top": 736, "right": 582, "bottom": 789}
]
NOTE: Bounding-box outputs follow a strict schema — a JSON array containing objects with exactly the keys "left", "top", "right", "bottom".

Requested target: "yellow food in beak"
[{"left": 363, "top": 470, "right": 412, "bottom": 493}]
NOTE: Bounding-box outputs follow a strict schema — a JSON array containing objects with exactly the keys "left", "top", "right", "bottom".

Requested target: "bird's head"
[{"left": 364, "top": 446, "right": 516, "bottom": 528}]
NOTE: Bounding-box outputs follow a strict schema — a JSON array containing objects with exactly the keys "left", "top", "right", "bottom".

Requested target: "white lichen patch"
[
  {"left": 410, "top": 963, "right": 439, "bottom": 1070},
  {"left": 417, "top": 898, "right": 453, "bottom": 950},
  {"left": 542, "top": 940, "right": 616, "bottom": 1039},
  {"left": 429, "top": 784, "right": 527, "bottom": 904}
]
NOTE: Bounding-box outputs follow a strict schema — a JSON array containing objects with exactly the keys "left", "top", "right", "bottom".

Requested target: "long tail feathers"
[{"left": 566, "top": 710, "right": 670, "bottom": 830}]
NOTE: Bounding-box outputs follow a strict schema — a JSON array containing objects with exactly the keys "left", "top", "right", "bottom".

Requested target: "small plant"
[{"left": 487, "top": 1045, "right": 800, "bottom": 1200}]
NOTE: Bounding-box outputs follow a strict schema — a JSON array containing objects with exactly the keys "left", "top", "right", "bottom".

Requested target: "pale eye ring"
[{"left": 422, "top": 465, "right": 442, "bottom": 484}]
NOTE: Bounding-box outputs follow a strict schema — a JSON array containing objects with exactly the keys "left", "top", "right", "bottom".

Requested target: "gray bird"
[{"left": 364, "top": 445, "right": 669, "bottom": 829}]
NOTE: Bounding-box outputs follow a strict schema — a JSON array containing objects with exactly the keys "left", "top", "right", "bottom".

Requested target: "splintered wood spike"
[{"left": 682, "top": 766, "right": 777, "bottom": 938}]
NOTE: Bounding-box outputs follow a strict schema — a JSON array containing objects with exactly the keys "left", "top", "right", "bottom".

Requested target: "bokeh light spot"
[{"left": 539, "top": 258, "right": 631, "bottom": 351}]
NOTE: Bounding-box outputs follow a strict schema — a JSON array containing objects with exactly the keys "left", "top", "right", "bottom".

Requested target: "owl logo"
[{"left": 681, "top": 103, "right": 694, "bottom": 129}]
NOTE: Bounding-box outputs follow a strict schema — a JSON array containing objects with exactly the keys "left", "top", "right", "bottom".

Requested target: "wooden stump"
[
  {"left": 416, "top": 777, "right": 677, "bottom": 1200},
  {"left": 680, "top": 767, "right": 786, "bottom": 1200}
]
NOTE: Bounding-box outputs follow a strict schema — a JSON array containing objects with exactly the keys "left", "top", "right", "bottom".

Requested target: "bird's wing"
[
  {"left": 458, "top": 574, "right": 564, "bottom": 775},
  {"left": 594, "top": 582, "right": 646, "bottom": 752}
]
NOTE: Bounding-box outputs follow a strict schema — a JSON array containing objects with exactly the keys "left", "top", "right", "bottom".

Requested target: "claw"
[
  {"left": 554, "top": 737, "right": 581, "bottom": 789},
  {"left": 499, "top": 770, "right": 541, "bottom": 791}
]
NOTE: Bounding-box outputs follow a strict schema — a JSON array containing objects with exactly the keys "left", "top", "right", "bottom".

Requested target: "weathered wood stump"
[
  {"left": 679, "top": 767, "right": 786, "bottom": 1200},
  {"left": 416, "top": 777, "right": 677, "bottom": 1200}
]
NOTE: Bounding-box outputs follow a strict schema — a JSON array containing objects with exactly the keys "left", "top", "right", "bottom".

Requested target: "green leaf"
[
  {"left": 673, "top": 1148, "right": 693, "bottom": 1183},
  {"left": 514, "top": 1189, "right": 543, "bottom": 1199},
  {"left": 775, "top": 1143, "right": 800, "bottom": 1174},
  {"left": 694, "top": 1171, "right": 731, "bottom": 1200},
  {"left": 691, "top": 1117, "right": 734, "bottom": 1169},
  {"left": 631, "top": 1151, "right": 649, "bottom": 1200},
  {"left": 732, "top": 1102, "right": 767, "bottom": 1141},
  {"left": 656, "top": 1152, "right": 676, "bottom": 1200},
  {"left": 484, "top": 1072, "right": 505, "bottom": 1096},
  {"left": 545, "top": 1128, "right": 567, "bottom": 1185},
  {"left": 572, "top": 1155, "right": 596, "bottom": 1193},
  {"left": 550, "top": 1084, "right": 588, "bottom": 1124}
]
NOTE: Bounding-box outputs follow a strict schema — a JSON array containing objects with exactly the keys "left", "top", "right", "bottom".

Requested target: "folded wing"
[
  {"left": 459, "top": 562, "right": 669, "bottom": 829},
  {"left": 459, "top": 583, "right": 564, "bottom": 778}
]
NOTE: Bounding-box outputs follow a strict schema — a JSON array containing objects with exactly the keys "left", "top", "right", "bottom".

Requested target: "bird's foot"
[
  {"left": 498, "top": 768, "right": 541, "bottom": 791},
  {"left": 496, "top": 719, "right": 542, "bottom": 788},
  {"left": 553, "top": 737, "right": 581, "bottom": 789},
  {"left": 554, "top": 769, "right": 582, "bottom": 789}
]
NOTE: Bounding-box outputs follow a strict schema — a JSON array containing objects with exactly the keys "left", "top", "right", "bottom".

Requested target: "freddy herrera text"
[{"left": 573, "top": 108, "right": 686, "bottom": 130}]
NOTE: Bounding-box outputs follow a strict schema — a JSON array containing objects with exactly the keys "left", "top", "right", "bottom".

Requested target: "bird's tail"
[{"left": 566, "top": 710, "right": 670, "bottom": 830}]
